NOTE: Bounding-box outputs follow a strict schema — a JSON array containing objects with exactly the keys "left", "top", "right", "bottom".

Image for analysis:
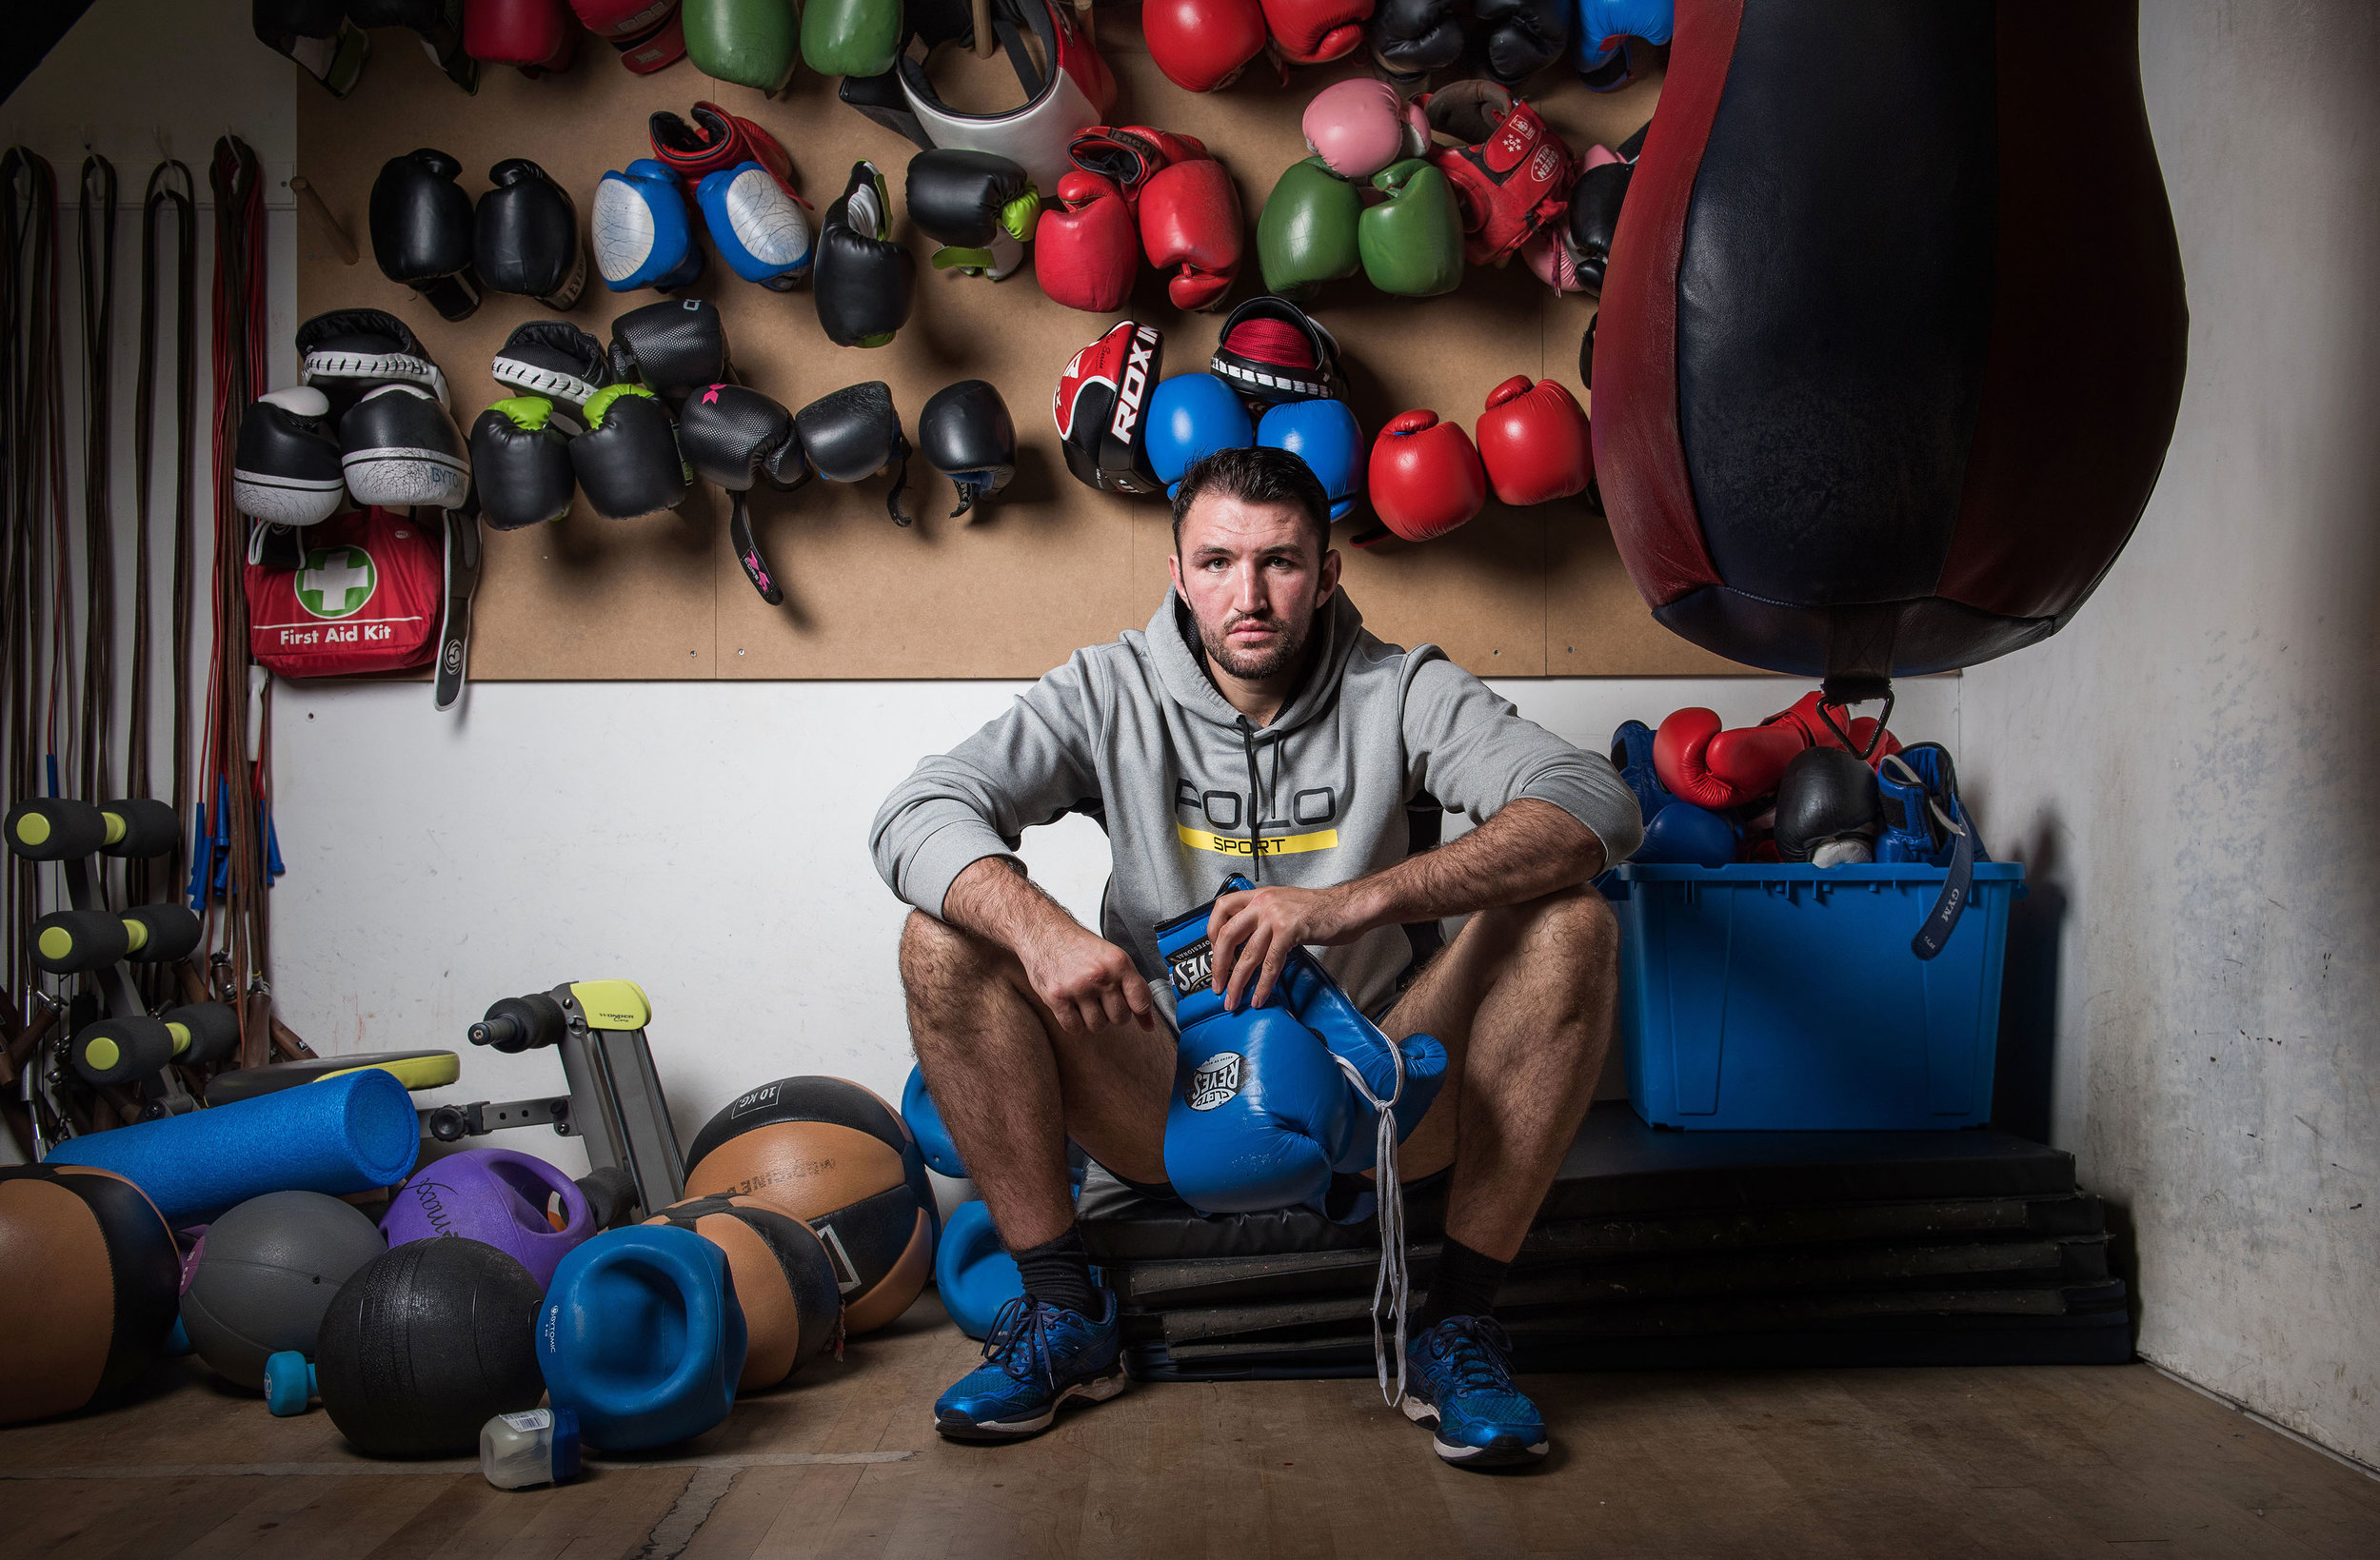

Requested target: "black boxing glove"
[
  {"left": 1370, "top": 0, "right": 1467, "bottom": 80},
  {"left": 569, "top": 383, "right": 690, "bottom": 519},
  {"left": 812, "top": 162, "right": 915, "bottom": 349},
  {"left": 904, "top": 149, "right": 1040, "bottom": 281},
  {"left": 489, "top": 320, "right": 613, "bottom": 434},
  {"left": 297, "top": 307, "right": 449, "bottom": 420},
  {"left": 474, "top": 158, "right": 586, "bottom": 311},
  {"left": 1774, "top": 748, "right": 1885, "bottom": 867},
  {"left": 919, "top": 380, "right": 1017, "bottom": 518},
  {"left": 369, "top": 148, "right": 481, "bottom": 322},
  {"left": 794, "top": 381, "right": 910, "bottom": 525},
  {"left": 471, "top": 396, "right": 576, "bottom": 529},
  {"left": 608, "top": 297, "right": 731, "bottom": 408},
  {"left": 680, "top": 382, "right": 809, "bottom": 603}
]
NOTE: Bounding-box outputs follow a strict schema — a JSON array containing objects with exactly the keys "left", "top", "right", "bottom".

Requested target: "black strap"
[
  {"left": 432, "top": 498, "right": 481, "bottom": 712},
  {"left": 1907, "top": 748, "right": 1978, "bottom": 962},
  {"left": 4, "top": 147, "right": 66, "bottom": 1013},
  {"left": 76, "top": 156, "right": 117, "bottom": 816},
  {"left": 728, "top": 490, "right": 784, "bottom": 604},
  {"left": 137, "top": 160, "right": 198, "bottom": 916}
]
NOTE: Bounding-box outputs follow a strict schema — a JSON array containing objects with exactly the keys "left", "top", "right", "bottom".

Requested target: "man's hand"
[
  {"left": 942, "top": 856, "right": 1157, "bottom": 1036},
  {"left": 1019, "top": 918, "right": 1158, "bottom": 1035},
  {"left": 1206, "top": 883, "right": 1374, "bottom": 1013}
]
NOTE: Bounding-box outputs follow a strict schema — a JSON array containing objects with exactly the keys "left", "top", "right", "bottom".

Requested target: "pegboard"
[{"left": 293, "top": 15, "right": 1748, "bottom": 680}]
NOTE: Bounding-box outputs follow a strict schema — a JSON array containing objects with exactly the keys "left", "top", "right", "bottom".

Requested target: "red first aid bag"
[{"left": 245, "top": 507, "right": 443, "bottom": 678}]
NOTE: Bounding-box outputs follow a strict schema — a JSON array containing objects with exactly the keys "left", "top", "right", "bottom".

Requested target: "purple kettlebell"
[{"left": 379, "top": 1148, "right": 592, "bottom": 1290}]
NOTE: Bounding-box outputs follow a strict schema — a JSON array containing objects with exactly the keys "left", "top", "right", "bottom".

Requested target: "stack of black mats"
[{"left": 1077, "top": 1104, "right": 2130, "bottom": 1381}]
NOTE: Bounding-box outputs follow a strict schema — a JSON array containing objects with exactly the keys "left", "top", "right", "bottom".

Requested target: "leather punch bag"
[{"left": 1593, "top": 0, "right": 2187, "bottom": 720}]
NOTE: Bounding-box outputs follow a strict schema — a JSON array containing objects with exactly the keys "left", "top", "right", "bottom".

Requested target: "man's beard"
[{"left": 1200, "top": 608, "right": 1310, "bottom": 682}]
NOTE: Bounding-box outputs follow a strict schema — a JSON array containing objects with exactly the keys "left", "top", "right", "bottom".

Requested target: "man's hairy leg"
[
  {"left": 899, "top": 910, "right": 1172, "bottom": 1251},
  {"left": 1384, "top": 884, "right": 1618, "bottom": 1261}
]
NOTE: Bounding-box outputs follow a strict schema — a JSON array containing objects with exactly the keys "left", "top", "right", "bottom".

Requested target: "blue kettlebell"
[
  {"left": 537, "top": 1226, "right": 746, "bottom": 1451},
  {"left": 934, "top": 1200, "right": 1021, "bottom": 1340},
  {"left": 901, "top": 1066, "right": 966, "bottom": 1178}
]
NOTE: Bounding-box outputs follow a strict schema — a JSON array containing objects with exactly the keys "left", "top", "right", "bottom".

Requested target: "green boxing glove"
[
  {"left": 686, "top": 0, "right": 801, "bottom": 94},
  {"left": 1258, "top": 156, "right": 1362, "bottom": 302},
  {"left": 803, "top": 0, "right": 904, "bottom": 79},
  {"left": 1359, "top": 159, "right": 1465, "bottom": 299}
]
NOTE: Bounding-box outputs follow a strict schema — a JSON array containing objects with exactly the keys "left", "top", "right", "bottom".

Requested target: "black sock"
[
  {"left": 1011, "top": 1225, "right": 1100, "bottom": 1317},
  {"left": 1418, "top": 1236, "right": 1509, "bottom": 1329}
]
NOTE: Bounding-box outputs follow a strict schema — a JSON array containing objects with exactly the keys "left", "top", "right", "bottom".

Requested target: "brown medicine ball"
[
  {"left": 684, "top": 1076, "right": 938, "bottom": 1334},
  {"left": 0, "top": 1164, "right": 179, "bottom": 1424},
  {"left": 645, "top": 1194, "right": 843, "bottom": 1390}
]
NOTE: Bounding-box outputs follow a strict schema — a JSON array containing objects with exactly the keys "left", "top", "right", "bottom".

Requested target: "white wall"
[
  {"left": 1961, "top": 0, "right": 2380, "bottom": 1467},
  {"left": 264, "top": 675, "right": 1957, "bottom": 1182}
]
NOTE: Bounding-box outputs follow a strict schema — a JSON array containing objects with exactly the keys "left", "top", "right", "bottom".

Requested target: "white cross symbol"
[{"left": 303, "top": 551, "right": 371, "bottom": 613}]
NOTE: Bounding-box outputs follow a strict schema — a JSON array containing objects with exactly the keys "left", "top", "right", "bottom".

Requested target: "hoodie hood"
[{"left": 1138, "top": 585, "right": 1367, "bottom": 741}]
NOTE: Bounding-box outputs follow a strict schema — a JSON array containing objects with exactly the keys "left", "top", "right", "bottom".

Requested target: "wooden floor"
[{"left": 3, "top": 1296, "right": 2375, "bottom": 1560}]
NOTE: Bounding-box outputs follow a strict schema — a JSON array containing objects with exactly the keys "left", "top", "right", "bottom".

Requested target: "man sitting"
[{"left": 870, "top": 446, "right": 1640, "bottom": 1468}]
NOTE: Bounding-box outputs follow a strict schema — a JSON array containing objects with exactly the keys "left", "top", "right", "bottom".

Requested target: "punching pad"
[{"left": 1593, "top": 0, "right": 2186, "bottom": 690}]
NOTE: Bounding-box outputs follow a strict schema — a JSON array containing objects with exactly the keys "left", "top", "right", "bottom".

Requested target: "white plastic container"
[{"left": 479, "top": 1407, "right": 582, "bottom": 1490}]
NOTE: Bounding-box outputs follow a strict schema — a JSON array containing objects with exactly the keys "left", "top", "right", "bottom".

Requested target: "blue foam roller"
[{"left": 46, "top": 1068, "right": 421, "bottom": 1224}]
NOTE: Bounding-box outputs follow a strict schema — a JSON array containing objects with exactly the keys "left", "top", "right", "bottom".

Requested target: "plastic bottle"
[{"left": 480, "top": 1407, "right": 583, "bottom": 1490}]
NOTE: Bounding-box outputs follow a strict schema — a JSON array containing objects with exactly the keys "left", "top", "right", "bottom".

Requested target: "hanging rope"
[
  {"left": 3, "top": 149, "right": 67, "bottom": 1012},
  {"left": 77, "top": 155, "right": 118, "bottom": 837},
  {"left": 204, "top": 134, "right": 280, "bottom": 1070},
  {"left": 128, "top": 158, "right": 197, "bottom": 986}
]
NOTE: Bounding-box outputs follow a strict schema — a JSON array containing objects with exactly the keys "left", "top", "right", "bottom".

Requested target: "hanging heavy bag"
[{"left": 244, "top": 506, "right": 445, "bottom": 679}]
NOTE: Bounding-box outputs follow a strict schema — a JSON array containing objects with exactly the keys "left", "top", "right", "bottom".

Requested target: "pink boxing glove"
[{"left": 1301, "top": 78, "right": 1427, "bottom": 181}]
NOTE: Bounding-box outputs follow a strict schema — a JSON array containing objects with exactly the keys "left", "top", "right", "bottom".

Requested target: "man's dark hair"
[{"left": 1169, "top": 445, "right": 1331, "bottom": 557}]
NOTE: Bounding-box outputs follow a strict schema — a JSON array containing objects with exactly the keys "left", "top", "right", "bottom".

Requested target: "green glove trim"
[
  {"left": 582, "top": 383, "right": 659, "bottom": 430},
  {"left": 490, "top": 395, "right": 554, "bottom": 430}
]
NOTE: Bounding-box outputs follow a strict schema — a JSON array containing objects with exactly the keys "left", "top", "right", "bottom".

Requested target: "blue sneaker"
[
  {"left": 1401, "top": 1315, "right": 1548, "bottom": 1468},
  {"left": 934, "top": 1292, "right": 1125, "bottom": 1441}
]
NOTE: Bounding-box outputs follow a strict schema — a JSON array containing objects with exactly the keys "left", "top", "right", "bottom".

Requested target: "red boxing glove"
[
  {"left": 466, "top": 0, "right": 579, "bottom": 73},
  {"left": 1763, "top": 690, "right": 1903, "bottom": 763},
  {"left": 1420, "top": 80, "right": 1575, "bottom": 267},
  {"left": 1036, "top": 171, "right": 1139, "bottom": 314},
  {"left": 1368, "top": 410, "right": 1485, "bottom": 543},
  {"left": 1145, "top": 0, "right": 1274, "bottom": 91},
  {"left": 1653, "top": 693, "right": 1905, "bottom": 812},
  {"left": 1069, "top": 126, "right": 1205, "bottom": 214},
  {"left": 648, "top": 102, "right": 799, "bottom": 198},
  {"left": 568, "top": 0, "right": 683, "bottom": 72},
  {"left": 1653, "top": 709, "right": 1806, "bottom": 811},
  {"left": 1261, "top": 0, "right": 1372, "bottom": 64},
  {"left": 1475, "top": 376, "right": 1590, "bottom": 505},
  {"left": 1139, "top": 157, "right": 1242, "bottom": 312}
]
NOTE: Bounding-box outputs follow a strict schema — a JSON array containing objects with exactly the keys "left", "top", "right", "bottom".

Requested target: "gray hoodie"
[{"left": 870, "top": 589, "right": 1643, "bottom": 1017}]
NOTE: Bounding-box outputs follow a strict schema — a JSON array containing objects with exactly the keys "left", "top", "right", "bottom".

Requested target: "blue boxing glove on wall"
[{"left": 1257, "top": 398, "right": 1364, "bottom": 521}]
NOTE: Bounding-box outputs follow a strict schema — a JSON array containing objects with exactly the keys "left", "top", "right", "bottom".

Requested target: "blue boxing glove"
[
  {"left": 1609, "top": 720, "right": 1736, "bottom": 867},
  {"left": 696, "top": 162, "right": 815, "bottom": 291},
  {"left": 1574, "top": 0, "right": 1673, "bottom": 90},
  {"left": 1155, "top": 886, "right": 1355, "bottom": 1215},
  {"left": 1167, "top": 875, "right": 1445, "bottom": 1406},
  {"left": 1257, "top": 398, "right": 1364, "bottom": 520},
  {"left": 1145, "top": 372, "right": 1253, "bottom": 498},
  {"left": 591, "top": 160, "right": 704, "bottom": 294}
]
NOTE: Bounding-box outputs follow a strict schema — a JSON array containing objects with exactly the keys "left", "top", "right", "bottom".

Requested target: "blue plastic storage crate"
[{"left": 1613, "top": 861, "right": 2026, "bottom": 1131}]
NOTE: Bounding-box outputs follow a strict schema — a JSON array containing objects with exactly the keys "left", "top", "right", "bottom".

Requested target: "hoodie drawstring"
[{"left": 1236, "top": 716, "right": 1264, "bottom": 881}]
